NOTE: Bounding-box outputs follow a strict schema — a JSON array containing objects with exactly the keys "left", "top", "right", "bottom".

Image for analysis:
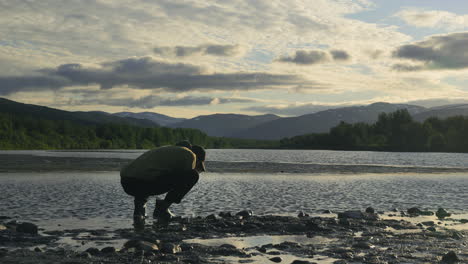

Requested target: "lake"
[{"left": 1, "top": 149, "right": 467, "bottom": 229}]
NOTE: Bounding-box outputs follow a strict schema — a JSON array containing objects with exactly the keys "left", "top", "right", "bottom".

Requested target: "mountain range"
[{"left": 3, "top": 97, "right": 468, "bottom": 140}]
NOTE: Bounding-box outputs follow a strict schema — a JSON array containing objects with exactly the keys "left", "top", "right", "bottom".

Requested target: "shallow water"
[{"left": 1, "top": 172, "right": 467, "bottom": 230}]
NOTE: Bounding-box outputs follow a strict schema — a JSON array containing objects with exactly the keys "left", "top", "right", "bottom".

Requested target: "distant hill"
[
  {"left": 0, "top": 97, "right": 158, "bottom": 127},
  {"left": 232, "top": 103, "right": 426, "bottom": 140},
  {"left": 169, "top": 113, "right": 281, "bottom": 137},
  {"left": 413, "top": 104, "right": 468, "bottom": 121},
  {"left": 114, "top": 112, "right": 185, "bottom": 126}
]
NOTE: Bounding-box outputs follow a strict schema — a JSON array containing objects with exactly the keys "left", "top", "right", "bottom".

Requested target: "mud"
[{"left": 1, "top": 209, "right": 467, "bottom": 263}]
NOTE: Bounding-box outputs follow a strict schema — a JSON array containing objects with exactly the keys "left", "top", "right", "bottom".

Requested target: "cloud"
[
  {"left": 395, "top": 9, "right": 468, "bottom": 29},
  {"left": 393, "top": 32, "right": 468, "bottom": 71},
  {"left": 277, "top": 49, "right": 350, "bottom": 65},
  {"left": 154, "top": 44, "right": 243, "bottom": 57},
  {"left": 0, "top": 57, "right": 323, "bottom": 95},
  {"left": 72, "top": 94, "right": 259, "bottom": 108}
]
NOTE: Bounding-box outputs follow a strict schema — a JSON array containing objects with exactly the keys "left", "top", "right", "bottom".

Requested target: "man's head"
[
  {"left": 191, "top": 145, "right": 206, "bottom": 172},
  {"left": 175, "top": 140, "right": 192, "bottom": 149}
]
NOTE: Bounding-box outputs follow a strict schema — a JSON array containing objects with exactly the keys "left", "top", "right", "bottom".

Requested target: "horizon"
[{"left": 2, "top": 1, "right": 468, "bottom": 118}]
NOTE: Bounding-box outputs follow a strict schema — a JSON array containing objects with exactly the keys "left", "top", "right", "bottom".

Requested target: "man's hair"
[
  {"left": 191, "top": 145, "right": 205, "bottom": 161},
  {"left": 175, "top": 140, "right": 192, "bottom": 149}
]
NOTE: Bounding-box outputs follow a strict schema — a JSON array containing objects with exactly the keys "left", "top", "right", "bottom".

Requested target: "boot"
[
  {"left": 134, "top": 198, "right": 147, "bottom": 218},
  {"left": 153, "top": 199, "right": 175, "bottom": 225}
]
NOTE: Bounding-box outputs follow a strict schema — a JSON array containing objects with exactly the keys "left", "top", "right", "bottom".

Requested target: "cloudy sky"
[{"left": 2, "top": 0, "right": 468, "bottom": 117}]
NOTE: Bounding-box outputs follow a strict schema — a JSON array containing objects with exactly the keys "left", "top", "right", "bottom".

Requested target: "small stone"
[
  {"left": 269, "top": 256, "right": 282, "bottom": 263},
  {"left": 206, "top": 214, "right": 217, "bottom": 220},
  {"left": 427, "top": 226, "right": 436, "bottom": 232},
  {"left": 85, "top": 247, "right": 100, "bottom": 256},
  {"left": 451, "top": 231, "right": 464, "bottom": 240},
  {"left": 441, "top": 251, "right": 459, "bottom": 263},
  {"left": 101, "top": 247, "right": 116, "bottom": 254},
  {"left": 220, "top": 244, "right": 237, "bottom": 249},
  {"left": 291, "top": 260, "right": 315, "bottom": 264},
  {"left": 236, "top": 210, "right": 253, "bottom": 218},
  {"left": 436, "top": 208, "right": 451, "bottom": 219},
  {"left": 16, "top": 222, "right": 38, "bottom": 234},
  {"left": 322, "top": 210, "right": 332, "bottom": 214},
  {"left": 161, "top": 243, "right": 182, "bottom": 254},
  {"left": 338, "top": 211, "right": 364, "bottom": 219},
  {"left": 267, "top": 251, "right": 282, "bottom": 255},
  {"left": 297, "top": 211, "right": 309, "bottom": 218},
  {"left": 365, "top": 207, "right": 375, "bottom": 214},
  {"left": 34, "top": 247, "right": 43, "bottom": 253},
  {"left": 421, "top": 221, "right": 435, "bottom": 226},
  {"left": 407, "top": 207, "right": 422, "bottom": 215},
  {"left": 352, "top": 241, "right": 373, "bottom": 249}
]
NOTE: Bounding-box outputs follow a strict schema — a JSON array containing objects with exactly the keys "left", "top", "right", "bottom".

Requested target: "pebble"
[
  {"left": 219, "top": 212, "right": 233, "bottom": 218},
  {"left": 352, "top": 241, "right": 373, "bottom": 249},
  {"left": 441, "top": 251, "right": 459, "bottom": 263},
  {"left": 16, "top": 222, "right": 38, "bottom": 235},
  {"left": 269, "top": 256, "right": 283, "bottom": 263},
  {"left": 161, "top": 243, "right": 182, "bottom": 254},
  {"left": 291, "top": 260, "right": 315, "bottom": 264},
  {"left": 236, "top": 210, "right": 253, "bottom": 218},
  {"left": 365, "top": 207, "right": 375, "bottom": 214},
  {"left": 297, "top": 211, "right": 309, "bottom": 218},
  {"left": 206, "top": 214, "right": 217, "bottom": 220},
  {"left": 33, "top": 247, "right": 43, "bottom": 253}
]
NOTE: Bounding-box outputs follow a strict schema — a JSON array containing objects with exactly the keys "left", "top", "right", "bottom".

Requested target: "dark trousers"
[{"left": 121, "top": 170, "right": 199, "bottom": 213}]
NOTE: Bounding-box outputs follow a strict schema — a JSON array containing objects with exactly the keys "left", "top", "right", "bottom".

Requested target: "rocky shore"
[{"left": 1, "top": 208, "right": 467, "bottom": 263}]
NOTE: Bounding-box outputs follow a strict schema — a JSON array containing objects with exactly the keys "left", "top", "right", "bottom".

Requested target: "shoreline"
[
  {"left": 2, "top": 154, "right": 468, "bottom": 174},
  {"left": 1, "top": 209, "right": 467, "bottom": 263}
]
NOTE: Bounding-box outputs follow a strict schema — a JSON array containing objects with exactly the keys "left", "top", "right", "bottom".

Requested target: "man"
[{"left": 120, "top": 141, "right": 206, "bottom": 226}]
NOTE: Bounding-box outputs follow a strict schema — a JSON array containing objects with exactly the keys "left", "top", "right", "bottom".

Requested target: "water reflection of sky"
[{"left": 1, "top": 172, "right": 467, "bottom": 230}]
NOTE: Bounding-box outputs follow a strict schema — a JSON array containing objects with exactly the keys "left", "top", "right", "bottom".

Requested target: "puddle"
[
  {"left": 185, "top": 235, "right": 339, "bottom": 264},
  {"left": 381, "top": 212, "right": 468, "bottom": 231},
  {"left": 184, "top": 234, "right": 336, "bottom": 249}
]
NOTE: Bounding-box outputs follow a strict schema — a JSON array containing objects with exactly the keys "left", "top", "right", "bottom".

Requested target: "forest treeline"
[
  {"left": 280, "top": 109, "right": 468, "bottom": 152},
  {"left": 2, "top": 109, "right": 468, "bottom": 152},
  {"left": 0, "top": 112, "right": 277, "bottom": 149}
]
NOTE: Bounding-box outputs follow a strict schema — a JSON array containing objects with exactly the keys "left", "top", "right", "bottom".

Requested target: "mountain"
[
  {"left": 114, "top": 112, "right": 185, "bottom": 126},
  {"left": 413, "top": 104, "right": 468, "bottom": 121},
  {"left": 232, "top": 102, "right": 426, "bottom": 140},
  {"left": 0, "top": 97, "right": 158, "bottom": 127},
  {"left": 169, "top": 113, "right": 281, "bottom": 137}
]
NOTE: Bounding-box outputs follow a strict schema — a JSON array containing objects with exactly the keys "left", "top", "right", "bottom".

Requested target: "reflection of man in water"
[{"left": 120, "top": 141, "right": 205, "bottom": 227}]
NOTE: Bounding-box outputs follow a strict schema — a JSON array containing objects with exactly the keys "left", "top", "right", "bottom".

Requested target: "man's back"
[{"left": 120, "top": 146, "right": 196, "bottom": 180}]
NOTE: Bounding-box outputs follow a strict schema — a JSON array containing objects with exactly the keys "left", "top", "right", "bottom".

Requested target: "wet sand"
[{"left": 1, "top": 210, "right": 467, "bottom": 263}]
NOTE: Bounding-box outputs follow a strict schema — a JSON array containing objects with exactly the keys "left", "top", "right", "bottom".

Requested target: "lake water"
[{"left": 0, "top": 149, "right": 467, "bottom": 229}]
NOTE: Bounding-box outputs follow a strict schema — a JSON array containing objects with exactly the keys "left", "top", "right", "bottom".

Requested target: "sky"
[{"left": 2, "top": 0, "right": 468, "bottom": 118}]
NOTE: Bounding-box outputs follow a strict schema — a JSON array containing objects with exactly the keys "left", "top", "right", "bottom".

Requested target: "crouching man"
[{"left": 120, "top": 142, "right": 206, "bottom": 227}]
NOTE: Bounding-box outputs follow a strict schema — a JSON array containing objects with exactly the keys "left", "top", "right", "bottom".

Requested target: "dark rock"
[
  {"left": 407, "top": 207, "right": 433, "bottom": 216},
  {"left": 338, "top": 211, "right": 377, "bottom": 220},
  {"left": 441, "top": 251, "right": 459, "bottom": 263},
  {"left": 322, "top": 210, "right": 332, "bottom": 214},
  {"left": 333, "top": 261, "right": 348, "bottom": 264},
  {"left": 206, "top": 214, "right": 217, "bottom": 220},
  {"left": 101, "top": 247, "right": 116, "bottom": 254},
  {"left": 291, "top": 260, "right": 315, "bottom": 264},
  {"left": 85, "top": 247, "right": 100, "bottom": 256},
  {"left": 161, "top": 243, "right": 182, "bottom": 254},
  {"left": 421, "top": 221, "right": 435, "bottom": 226},
  {"left": 267, "top": 251, "right": 282, "bottom": 255},
  {"left": 124, "top": 240, "right": 159, "bottom": 252},
  {"left": 365, "top": 207, "right": 375, "bottom": 214},
  {"left": 436, "top": 208, "right": 451, "bottom": 219},
  {"left": 220, "top": 244, "right": 237, "bottom": 249},
  {"left": 0, "top": 216, "right": 11, "bottom": 220},
  {"left": 427, "top": 226, "right": 436, "bottom": 232},
  {"left": 236, "top": 210, "right": 253, "bottom": 218},
  {"left": 269, "top": 256, "right": 282, "bottom": 262},
  {"left": 352, "top": 241, "right": 373, "bottom": 249},
  {"left": 16, "top": 222, "right": 38, "bottom": 234},
  {"left": 297, "top": 211, "right": 309, "bottom": 218},
  {"left": 451, "top": 231, "right": 464, "bottom": 240},
  {"left": 34, "top": 247, "right": 43, "bottom": 253},
  {"left": 219, "top": 212, "right": 233, "bottom": 218}
]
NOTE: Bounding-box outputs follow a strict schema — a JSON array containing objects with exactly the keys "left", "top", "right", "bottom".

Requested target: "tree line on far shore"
[
  {"left": 0, "top": 112, "right": 277, "bottom": 150},
  {"left": 279, "top": 109, "right": 468, "bottom": 152},
  {"left": 2, "top": 109, "right": 468, "bottom": 152}
]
